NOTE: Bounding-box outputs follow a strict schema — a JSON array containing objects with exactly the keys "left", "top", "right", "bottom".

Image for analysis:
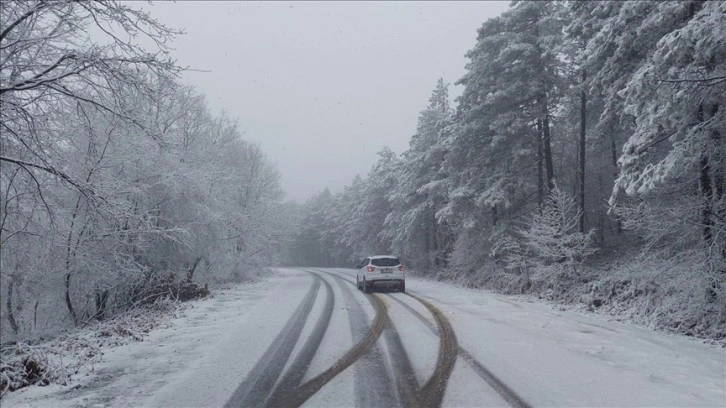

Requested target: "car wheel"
[
  {"left": 363, "top": 278, "right": 372, "bottom": 293},
  {"left": 399, "top": 281, "right": 405, "bottom": 293},
  {"left": 357, "top": 277, "right": 362, "bottom": 290}
]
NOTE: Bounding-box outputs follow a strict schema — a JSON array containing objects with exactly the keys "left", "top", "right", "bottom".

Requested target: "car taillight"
[
  {"left": 367, "top": 266, "right": 375, "bottom": 272},
  {"left": 398, "top": 265, "right": 404, "bottom": 272}
]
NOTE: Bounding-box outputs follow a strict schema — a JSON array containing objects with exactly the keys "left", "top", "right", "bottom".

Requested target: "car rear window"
[{"left": 371, "top": 257, "right": 399, "bottom": 267}]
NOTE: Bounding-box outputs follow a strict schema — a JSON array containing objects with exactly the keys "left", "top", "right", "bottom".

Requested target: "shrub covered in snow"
[
  {"left": 0, "top": 298, "right": 184, "bottom": 396},
  {"left": 488, "top": 185, "right": 598, "bottom": 294},
  {"left": 520, "top": 185, "right": 598, "bottom": 275},
  {"left": 585, "top": 253, "right": 726, "bottom": 342}
]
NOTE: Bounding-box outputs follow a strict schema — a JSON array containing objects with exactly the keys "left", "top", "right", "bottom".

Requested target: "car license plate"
[{"left": 381, "top": 268, "right": 392, "bottom": 273}]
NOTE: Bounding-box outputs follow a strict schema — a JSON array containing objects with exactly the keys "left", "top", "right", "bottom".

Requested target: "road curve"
[
  {"left": 275, "top": 280, "right": 388, "bottom": 408},
  {"left": 386, "top": 292, "right": 531, "bottom": 408},
  {"left": 264, "top": 272, "right": 335, "bottom": 407},
  {"left": 225, "top": 268, "right": 529, "bottom": 408},
  {"left": 224, "top": 274, "right": 321, "bottom": 408}
]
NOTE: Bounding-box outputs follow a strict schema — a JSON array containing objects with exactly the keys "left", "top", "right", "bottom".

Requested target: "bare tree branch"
[
  {"left": 0, "top": 155, "right": 94, "bottom": 198},
  {"left": 0, "top": 1, "right": 48, "bottom": 43},
  {"left": 656, "top": 74, "right": 726, "bottom": 85}
]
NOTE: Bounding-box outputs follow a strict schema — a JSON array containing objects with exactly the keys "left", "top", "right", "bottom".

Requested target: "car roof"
[{"left": 368, "top": 255, "right": 399, "bottom": 259}]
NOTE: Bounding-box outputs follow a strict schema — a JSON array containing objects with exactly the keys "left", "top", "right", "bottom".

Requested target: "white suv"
[{"left": 355, "top": 255, "right": 405, "bottom": 293}]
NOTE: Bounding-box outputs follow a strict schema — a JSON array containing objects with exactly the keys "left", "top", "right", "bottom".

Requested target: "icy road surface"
[{"left": 4, "top": 268, "right": 725, "bottom": 407}]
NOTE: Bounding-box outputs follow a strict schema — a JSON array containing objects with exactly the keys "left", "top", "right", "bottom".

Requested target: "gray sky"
[{"left": 148, "top": 1, "right": 509, "bottom": 202}]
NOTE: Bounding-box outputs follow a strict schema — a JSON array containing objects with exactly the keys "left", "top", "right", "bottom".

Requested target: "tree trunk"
[
  {"left": 700, "top": 151, "right": 713, "bottom": 246},
  {"left": 33, "top": 301, "right": 39, "bottom": 331},
  {"left": 431, "top": 209, "right": 440, "bottom": 267},
  {"left": 6, "top": 279, "right": 19, "bottom": 334},
  {"left": 542, "top": 98, "right": 555, "bottom": 191},
  {"left": 537, "top": 119, "right": 544, "bottom": 206},
  {"left": 579, "top": 68, "right": 587, "bottom": 233},
  {"left": 65, "top": 195, "right": 83, "bottom": 327},
  {"left": 610, "top": 131, "right": 622, "bottom": 234},
  {"left": 698, "top": 104, "right": 714, "bottom": 246},
  {"left": 65, "top": 271, "right": 78, "bottom": 326},
  {"left": 711, "top": 104, "right": 724, "bottom": 264},
  {"left": 185, "top": 256, "right": 203, "bottom": 282},
  {"left": 704, "top": 103, "right": 723, "bottom": 264},
  {"left": 94, "top": 289, "right": 110, "bottom": 321},
  {"left": 424, "top": 219, "right": 431, "bottom": 268}
]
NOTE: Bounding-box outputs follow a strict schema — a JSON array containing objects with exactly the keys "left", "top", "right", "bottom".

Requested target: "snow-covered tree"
[
  {"left": 520, "top": 184, "right": 598, "bottom": 277},
  {"left": 611, "top": 1, "right": 725, "bottom": 254},
  {"left": 1, "top": 2, "right": 286, "bottom": 339},
  {"left": 385, "top": 79, "right": 454, "bottom": 270},
  {"left": 283, "top": 0, "right": 726, "bottom": 339},
  {"left": 1, "top": 0, "right": 182, "bottom": 333}
]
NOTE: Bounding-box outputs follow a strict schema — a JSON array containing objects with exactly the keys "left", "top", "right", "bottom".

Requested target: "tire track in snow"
[
  {"left": 322, "top": 269, "right": 397, "bottom": 407},
  {"left": 381, "top": 315, "right": 422, "bottom": 407},
  {"left": 387, "top": 292, "right": 532, "bottom": 408},
  {"left": 264, "top": 271, "right": 335, "bottom": 407},
  {"left": 409, "top": 292, "right": 458, "bottom": 408},
  {"left": 255, "top": 269, "right": 511, "bottom": 408},
  {"left": 275, "top": 270, "right": 388, "bottom": 408},
  {"left": 322, "top": 270, "right": 444, "bottom": 407},
  {"left": 224, "top": 273, "right": 321, "bottom": 408},
  {"left": 319, "top": 270, "right": 418, "bottom": 407}
]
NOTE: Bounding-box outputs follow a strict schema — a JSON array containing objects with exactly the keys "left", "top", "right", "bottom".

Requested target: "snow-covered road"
[{"left": 4, "top": 268, "right": 725, "bottom": 407}]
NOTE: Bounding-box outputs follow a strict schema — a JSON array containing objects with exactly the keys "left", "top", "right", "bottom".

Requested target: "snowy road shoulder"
[
  {"left": 1, "top": 272, "right": 287, "bottom": 408},
  {"left": 395, "top": 272, "right": 726, "bottom": 407}
]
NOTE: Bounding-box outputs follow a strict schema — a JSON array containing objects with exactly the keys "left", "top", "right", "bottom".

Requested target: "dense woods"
[
  {"left": 1, "top": 0, "right": 724, "bottom": 345},
  {"left": 283, "top": 0, "right": 726, "bottom": 339},
  {"left": 1, "top": 1, "right": 284, "bottom": 341}
]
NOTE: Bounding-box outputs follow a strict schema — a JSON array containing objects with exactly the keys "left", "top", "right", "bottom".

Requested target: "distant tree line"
[{"left": 282, "top": 1, "right": 725, "bottom": 339}]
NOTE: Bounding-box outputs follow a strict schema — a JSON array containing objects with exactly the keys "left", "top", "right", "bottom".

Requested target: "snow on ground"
[
  {"left": 395, "top": 272, "right": 726, "bottom": 407},
  {"left": 2, "top": 273, "right": 285, "bottom": 408},
  {"left": 2, "top": 268, "right": 724, "bottom": 408},
  {"left": 384, "top": 292, "right": 440, "bottom": 385}
]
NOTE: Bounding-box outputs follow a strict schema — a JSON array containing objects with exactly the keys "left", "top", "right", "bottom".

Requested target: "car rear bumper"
[{"left": 367, "top": 272, "right": 405, "bottom": 283}]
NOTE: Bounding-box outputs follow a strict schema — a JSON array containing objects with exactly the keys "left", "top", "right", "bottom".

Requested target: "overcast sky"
[{"left": 147, "top": 1, "right": 510, "bottom": 202}]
